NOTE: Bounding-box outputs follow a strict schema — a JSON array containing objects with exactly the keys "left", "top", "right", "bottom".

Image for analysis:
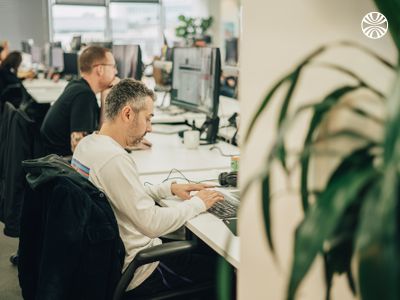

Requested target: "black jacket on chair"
[
  {"left": 18, "top": 155, "right": 125, "bottom": 300},
  {"left": 0, "top": 103, "right": 45, "bottom": 237},
  {"left": 0, "top": 67, "right": 30, "bottom": 108},
  {"left": 0, "top": 102, "right": 17, "bottom": 234}
]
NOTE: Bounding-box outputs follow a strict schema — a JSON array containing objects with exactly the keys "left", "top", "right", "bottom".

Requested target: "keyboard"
[{"left": 208, "top": 187, "right": 240, "bottom": 219}]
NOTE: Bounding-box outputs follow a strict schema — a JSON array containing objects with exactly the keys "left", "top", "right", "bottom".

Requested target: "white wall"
[
  {"left": 239, "top": 0, "right": 396, "bottom": 299},
  {"left": 0, "top": 0, "right": 49, "bottom": 50}
]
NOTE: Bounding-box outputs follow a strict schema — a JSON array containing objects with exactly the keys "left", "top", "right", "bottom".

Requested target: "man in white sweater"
[{"left": 72, "top": 78, "right": 223, "bottom": 296}]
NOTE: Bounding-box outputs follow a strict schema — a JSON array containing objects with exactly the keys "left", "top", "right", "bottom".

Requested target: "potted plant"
[
  {"left": 175, "top": 15, "right": 213, "bottom": 46},
  {"left": 241, "top": 0, "right": 400, "bottom": 299}
]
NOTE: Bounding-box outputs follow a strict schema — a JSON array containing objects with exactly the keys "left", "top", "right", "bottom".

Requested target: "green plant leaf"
[
  {"left": 383, "top": 69, "right": 400, "bottom": 164},
  {"left": 313, "top": 62, "right": 385, "bottom": 98},
  {"left": 338, "top": 41, "right": 395, "bottom": 70},
  {"left": 274, "top": 68, "right": 302, "bottom": 172},
  {"left": 373, "top": 0, "right": 400, "bottom": 53},
  {"left": 355, "top": 165, "right": 399, "bottom": 300},
  {"left": 323, "top": 193, "right": 367, "bottom": 299},
  {"left": 261, "top": 175, "right": 274, "bottom": 252},
  {"left": 244, "top": 46, "right": 327, "bottom": 144},
  {"left": 243, "top": 40, "right": 394, "bottom": 145},
  {"left": 300, "top": 85, "right": 362, "bottom": 212},
  {"left": 287, "top": 146, "right": 376, "bottom": 300},
  {"left": 217, "top": 257, "right": 234, "bottom": 300},
  {"left": 243, "top": 74, "right": 290, "bottom": 144}
]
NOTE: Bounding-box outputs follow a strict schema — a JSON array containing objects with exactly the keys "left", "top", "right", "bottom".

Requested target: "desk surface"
[
  {"left": 23, "top": 79, "right": 68, "bottom": 103},
  {"left": 132, "top": 133, "right": 239, "bottom": 175},
  {"left": 140, "top": 170, "right": 240, "bottom": 269}
]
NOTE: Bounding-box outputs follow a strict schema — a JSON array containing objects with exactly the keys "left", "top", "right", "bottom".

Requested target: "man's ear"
[
  {"left": 95, "top": 65, "right": 103, "bottom": 77},
  {"left": 121, "top": 105, "right": 135, "bottom": 122}
]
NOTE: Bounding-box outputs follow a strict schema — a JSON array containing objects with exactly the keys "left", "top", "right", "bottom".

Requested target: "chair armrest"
[
  {"left": 135, "top": 240, "right": 197, "bottom": 265},
  {"left": 112, "top": 240, "right": 197, "bottom": 300}
]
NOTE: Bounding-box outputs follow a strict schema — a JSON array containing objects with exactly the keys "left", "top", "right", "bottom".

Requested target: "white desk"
[
  {"left": 131, "top": 133, "right": 239, "bottom": 175},
  {"left": 140, "top": 170, "right": 240, "bottom": 269},
  {"left": 23, "top": 79, "right": 67, "bottom": 103}
]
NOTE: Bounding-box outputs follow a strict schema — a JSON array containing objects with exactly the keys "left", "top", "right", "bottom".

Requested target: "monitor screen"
[
  {"left": 51, "top": 47, "right": 64, "bottom": 70},
  {"left": 63, "top": 52, "right": 79, "bottom": 76},
  {"left": 112, "top": 44, "right": 142, "bottom": 80},
  {"left": 88, "top": 41, "right": 113, "bottom": 49},
  {"left": 71, "top": 36, "right": 82, "bottom": 52},
  {"left": 171, "top": 47, "right": 221, "bottom": 118},
  {"left": 31, "top": 46, "right": 42, "bottom": 64},
  {"left": 225, "top": 38, "right": 238, "bottom": 66},
  {"left": 21, "top": 41, "right": 31, "bottom": 54}
]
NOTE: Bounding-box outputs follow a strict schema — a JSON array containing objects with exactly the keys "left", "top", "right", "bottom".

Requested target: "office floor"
[{"left": 0, "top": 223, "right": 22, "bottom": 300}]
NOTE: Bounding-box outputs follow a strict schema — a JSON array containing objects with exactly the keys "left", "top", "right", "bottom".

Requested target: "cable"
[
  {"left": 162, "top": 168, "right": 192, "bottom": 183},
  {"left": 161, "top": 168, "right": 220, "bottom": 185},
  {"left": 209, "top": 146, "right": 239, "bottom": 157}
]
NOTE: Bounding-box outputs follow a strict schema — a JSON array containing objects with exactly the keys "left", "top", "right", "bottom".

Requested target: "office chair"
[
  {"left": 0, "top": 101, "right": 46, "bottom": 266},
  {"left": 0, "top": 83, "right": 26, "bottom": 108},
  {"left": 113, "top": 239, "right": 215, "bottom": 300},
  {"left": 18, "top": 155, "right": 215, "bottom": 300}
]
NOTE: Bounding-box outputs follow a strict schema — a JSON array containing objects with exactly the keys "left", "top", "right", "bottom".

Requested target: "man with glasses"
[{"left": 41, "top": 46, "right": 120, "bottom": 156}]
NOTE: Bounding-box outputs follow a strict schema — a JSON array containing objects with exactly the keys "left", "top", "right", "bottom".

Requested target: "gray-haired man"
[{"left": 72, "top": 79, "right": 223, "bottom": 296}]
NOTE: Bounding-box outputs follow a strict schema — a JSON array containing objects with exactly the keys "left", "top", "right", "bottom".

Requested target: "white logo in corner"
[{"left": 361, "top": 12, "right": 388, "bottom": 39}]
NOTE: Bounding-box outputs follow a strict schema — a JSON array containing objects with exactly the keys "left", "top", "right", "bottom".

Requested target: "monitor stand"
[{"left": 200, "top": 116, "right": 220, "bottom": 145}]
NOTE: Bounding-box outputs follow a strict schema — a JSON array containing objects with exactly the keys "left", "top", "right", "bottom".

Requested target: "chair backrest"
[
  {"left": 0, "top": 102, "right": 48, "bottom": 237},
  {"left": 0, "top": 83, "right": 25, "bottom": 108},
  {"left": 18, "top": 173, "right": 125, "bottom": 300},
  {"left": 0, "top": 102, "right": 17, "bottom": 228}
]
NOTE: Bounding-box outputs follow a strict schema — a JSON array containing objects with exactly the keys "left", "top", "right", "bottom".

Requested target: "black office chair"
[
  {"left": 113, "top": 239, "right": 215, "bottom": 300},
  {"left": 0, "top": 100, "right": 48, "bottom": 266},
  {"left": 0, "top": 83, "right": 26, "bottom": 108},
  {"left": 18, "top": 155, "right": 215, "bottom": 300}
]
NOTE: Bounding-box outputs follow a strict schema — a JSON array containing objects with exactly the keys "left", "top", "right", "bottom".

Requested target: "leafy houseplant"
[
  {"left": 242, "top": 0, "right": 400, "bottom": 299},
  {"left": 175, "top": 15, "right": 213, "bottom": 46}
]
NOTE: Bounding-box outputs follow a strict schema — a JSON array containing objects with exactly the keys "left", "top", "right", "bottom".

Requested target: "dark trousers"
[{"left": 125, "top": 244, "right": 218, "bottom": 299}]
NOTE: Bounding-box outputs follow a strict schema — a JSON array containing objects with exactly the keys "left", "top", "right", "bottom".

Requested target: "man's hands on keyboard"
[
  {"left": 172, "top": 183, "right": 215, "bottom": 200},
  {"left": 195, "top": 190, "right": 224, "bottom": 209}
]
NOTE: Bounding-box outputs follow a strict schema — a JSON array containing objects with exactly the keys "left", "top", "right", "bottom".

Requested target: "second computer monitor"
[
  {"left": 63, "top": 52, "right": 79, "bottom": 76},
  {"left": 171, "top": 47, "right": 221, "bottom": 118},
  {"left": 112, "top": 44, "right": 143, "bottom": 80},
  {"left": 51, "top": 47, "right": 64, "bottom": 70}
]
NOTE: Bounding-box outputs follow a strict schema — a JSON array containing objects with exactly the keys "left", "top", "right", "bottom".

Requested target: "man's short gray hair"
[{"left": 105, "top": 78, "right": 156, "bottom": 120}]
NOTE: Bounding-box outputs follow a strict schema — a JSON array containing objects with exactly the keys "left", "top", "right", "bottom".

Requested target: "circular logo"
[{"left": 361, "top": 12, "right": 388, "bottom": 39}]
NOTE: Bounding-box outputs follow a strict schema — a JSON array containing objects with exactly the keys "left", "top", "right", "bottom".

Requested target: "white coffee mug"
[{"left": 183, "top": 130, "right": 200, "bottom": 149}]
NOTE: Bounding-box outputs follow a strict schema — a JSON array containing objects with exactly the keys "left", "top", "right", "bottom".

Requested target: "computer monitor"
[
  {"left": 51, "top": 47, "right": 64, "bottom": 70},
  {"left": 70, "top": 36, "right": 82, "bottom": 52},
  {"left": 112, "top": 44, "right": 143, "bottom": 80},
  {"left": 225, "top": 38, "right": 238, "bottom": 66},
  {"left": 31, "top": 46, "right": 42, "bottom": 64},
  {"left": 88, "top": 41, "right": 113, "bottom": 50},
  {"left": 21, "top": 41, "right": 31, "bottom": 54},
  {"left": 63, "top": 52, "right": 79, "bottom": 76},
  {"left": 171, "top": 47, "right": 221, "bottom": 118},
  {"left": 171, "top": 47, "right": 221, "bottom": 143}
]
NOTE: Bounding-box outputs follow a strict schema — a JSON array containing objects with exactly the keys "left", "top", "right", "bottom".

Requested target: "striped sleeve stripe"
[{"left": 71, "top": 158, "right": 90, "bottom": 179}]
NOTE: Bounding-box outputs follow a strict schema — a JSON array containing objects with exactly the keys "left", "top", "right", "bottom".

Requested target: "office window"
[
  {"left": 110, "top": 2, "right": 160, "bottom": 63},
  {"left": 49, "top": 0, "right": 210, "bottom": 60},
  {"left": 52, "top": 5, "right": 107, "bottom": 48}
]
